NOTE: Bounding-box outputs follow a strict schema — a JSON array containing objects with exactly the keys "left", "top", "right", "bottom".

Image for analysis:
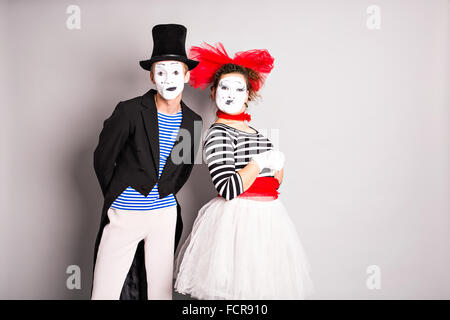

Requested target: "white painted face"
[
  {"left": 153, "top": 61, "right": 186, "bottom": 100},
  {"left": 215, "top": 75, "right": 248, "bottom": 114}
]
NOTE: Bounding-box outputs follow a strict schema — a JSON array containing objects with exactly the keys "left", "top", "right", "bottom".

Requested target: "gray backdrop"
[{"left": 1, "top": 0, "right": 449, "bottom": 299}]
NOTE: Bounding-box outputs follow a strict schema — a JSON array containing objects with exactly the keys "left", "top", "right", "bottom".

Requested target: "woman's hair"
[{"left": 211, "top": 63, "right": 261, "bottom": 101}]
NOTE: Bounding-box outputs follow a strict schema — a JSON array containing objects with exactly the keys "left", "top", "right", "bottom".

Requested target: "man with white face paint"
[
  {"left": 152, "top": 61, "right": 188, "bottom": 100},
  {"left": 91, "top": 24, "right": 202, "bottom": 300}
]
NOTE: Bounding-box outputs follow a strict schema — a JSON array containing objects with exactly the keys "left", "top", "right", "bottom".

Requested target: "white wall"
[{"left": 1, "top": 0, "right": 449, "bottom": 299}]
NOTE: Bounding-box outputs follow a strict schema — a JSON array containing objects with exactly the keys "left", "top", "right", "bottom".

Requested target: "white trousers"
[{"left": 91, "top": 205, "right": 177, "bottom": 300}]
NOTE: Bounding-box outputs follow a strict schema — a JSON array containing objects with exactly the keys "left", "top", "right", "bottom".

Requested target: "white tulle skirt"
[{"left": 173, "top": 196, "right": 314, "bottom": 300}]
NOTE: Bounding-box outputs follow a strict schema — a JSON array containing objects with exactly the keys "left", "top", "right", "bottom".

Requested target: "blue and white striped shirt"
[{"left": 110, "top": 109, "right": 182, "bottom": 211}]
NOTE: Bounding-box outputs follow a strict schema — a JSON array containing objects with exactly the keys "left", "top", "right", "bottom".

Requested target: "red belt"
[
  {"left": 240, "top": 176, "right": 280, "bottom": 199},
  {"left": 218, "top": 177, "right": 280, "bottom": 200}
]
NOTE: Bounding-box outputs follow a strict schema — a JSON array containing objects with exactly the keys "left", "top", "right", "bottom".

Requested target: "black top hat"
[{"left": 139, "top": 24, "right": 199, "bottom": 71}]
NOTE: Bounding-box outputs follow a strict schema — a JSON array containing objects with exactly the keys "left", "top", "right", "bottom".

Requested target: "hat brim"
[{"left": 139, "top": 55, "right": 199, "bottom": 71}]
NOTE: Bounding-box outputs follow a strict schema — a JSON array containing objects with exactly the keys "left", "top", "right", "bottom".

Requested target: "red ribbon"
[
  {"left": 216, "top": 110, "right": 251, "bottom": 122},
  {"left": 188, "top": 42, "right": 275, "bottom": 92}
]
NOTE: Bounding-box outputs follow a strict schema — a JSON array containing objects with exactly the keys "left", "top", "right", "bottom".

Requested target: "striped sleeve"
[{"left": 204, "top": 127, "right": 244, "bottom": 200}]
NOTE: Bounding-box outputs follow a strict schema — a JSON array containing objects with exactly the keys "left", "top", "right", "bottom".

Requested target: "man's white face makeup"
[
  {"left": 215, "top": 75, "right": 248, "bottom": 114},
  {"left": 153, "top": 61, "right": 186, "bottom": 100}
]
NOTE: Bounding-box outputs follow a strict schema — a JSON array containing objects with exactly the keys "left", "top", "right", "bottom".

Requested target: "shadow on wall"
[
  {"left": 172, "top": 163, "right": 217, "bottom": 300},
  {"left": 172, "top": 85, "right": 219, "bottom": 300}
]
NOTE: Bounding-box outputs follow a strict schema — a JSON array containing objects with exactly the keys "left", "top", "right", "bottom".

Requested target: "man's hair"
[{"left": 150, "top": 61, "right": 189, "bottom": 75}]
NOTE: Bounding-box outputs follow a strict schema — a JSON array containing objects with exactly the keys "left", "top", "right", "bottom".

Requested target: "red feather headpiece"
[{"left": 188, "top": 42, "right": 274, "bottom": 92}]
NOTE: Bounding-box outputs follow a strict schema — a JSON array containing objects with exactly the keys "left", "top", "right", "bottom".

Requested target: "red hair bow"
[{"left": 188, "top": 42, "right": 274, "bottom": 92}]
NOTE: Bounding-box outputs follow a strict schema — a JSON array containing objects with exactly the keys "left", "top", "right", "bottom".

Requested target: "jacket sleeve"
[
  {"left": 203, "top": 127, "right": 243, "bottom": 200},
  {"left": 93, "top": 102, "right": 130, "bottom": 196}
]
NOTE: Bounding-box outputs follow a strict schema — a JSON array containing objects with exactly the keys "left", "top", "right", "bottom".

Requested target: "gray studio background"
[{"left": 0, "top": 0, "right": 449, "bottom": 299}]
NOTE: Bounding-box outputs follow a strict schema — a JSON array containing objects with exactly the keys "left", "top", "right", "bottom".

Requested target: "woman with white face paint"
[{"left": 173, "top": 43, "right": 314, "bottom": 300}]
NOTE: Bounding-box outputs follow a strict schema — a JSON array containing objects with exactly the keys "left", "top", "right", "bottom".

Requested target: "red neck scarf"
[{"left": 216, "top": 110, "right": 251, "bottom": 122}]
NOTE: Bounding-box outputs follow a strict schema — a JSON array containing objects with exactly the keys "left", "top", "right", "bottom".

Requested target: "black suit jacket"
[{"left": 91, "top": 88, "right": 202, "bottom": 299}]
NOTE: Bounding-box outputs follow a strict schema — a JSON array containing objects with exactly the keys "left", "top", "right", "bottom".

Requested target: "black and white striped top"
[{"left": 203, "top": 123, "right": 275, "bottom": 200}]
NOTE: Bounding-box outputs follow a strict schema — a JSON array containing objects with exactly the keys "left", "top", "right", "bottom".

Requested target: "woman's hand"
[
  {"left": 274, "top": 168, "right": 284, "bottom": 185},
  {"left": 251, "top": 150, "right": 285, "bottom": 172},
  {"left": 239, "top": 151, "right": 285, "bottom": 192}
]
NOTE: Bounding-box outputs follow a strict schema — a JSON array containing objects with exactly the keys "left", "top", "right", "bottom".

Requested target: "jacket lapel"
[
  {"left": 140, "top": 89, "right": 194, "bottom": 178},
  {"left": 141, "top": 89, "right": 159, "bottom": 175},
  {"left": 161, "top": 100, "right": 193, "bottom": 175}
]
